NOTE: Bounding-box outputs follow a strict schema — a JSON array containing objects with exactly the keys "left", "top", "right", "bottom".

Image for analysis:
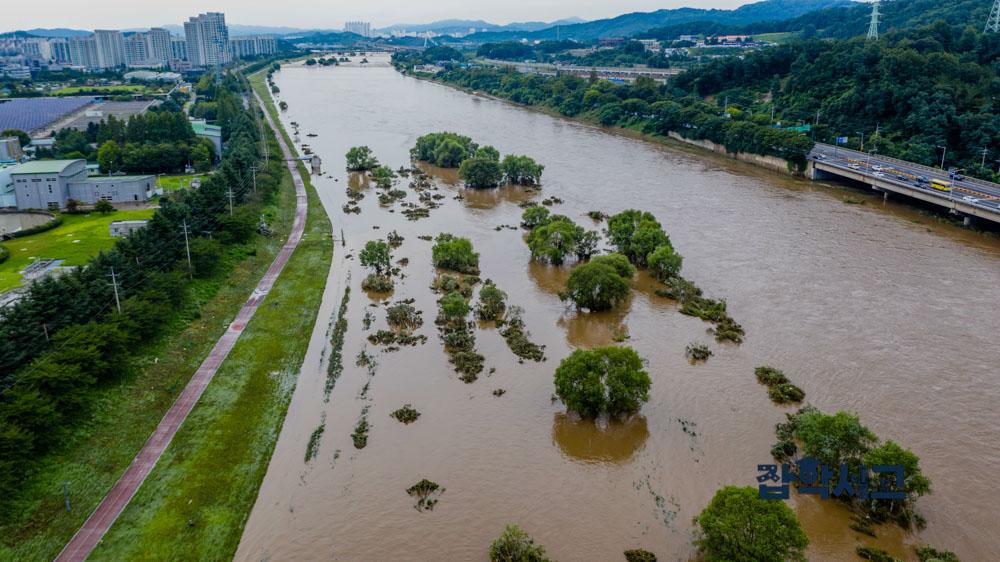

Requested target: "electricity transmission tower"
[
  {"left": 867, "top": 0, "right": 882, "bottom": 40},
  {"left": 987, "top": 0, "right": 1000, "bottom": 33}
]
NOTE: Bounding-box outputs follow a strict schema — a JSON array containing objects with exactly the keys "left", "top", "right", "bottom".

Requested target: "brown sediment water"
[{"left": 236, "top": 57, "right": 1000, "bottom": 562}]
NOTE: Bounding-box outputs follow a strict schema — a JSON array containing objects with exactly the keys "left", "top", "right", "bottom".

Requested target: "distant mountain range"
[
  {"left": 464, "top": 0, "right": 854, "bottom": 41},
  {"left": 374, "top": 17, "right": 586, "bottom": 36}
]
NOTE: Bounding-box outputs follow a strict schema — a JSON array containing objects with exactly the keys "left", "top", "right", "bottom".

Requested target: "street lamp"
[
  {"left": 856, "top": 131, "right": 865, "bottom": 151},
  {"left": 937, "top": 145, "right": 947, "bottom": 170}
]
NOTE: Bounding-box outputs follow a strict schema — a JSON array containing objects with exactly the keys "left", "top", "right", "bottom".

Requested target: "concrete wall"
[
  {"left": 13, "top": 172, "right": 68, "bottom": 209},
  {"left": 68, "top": 176, "right": 153, "bottom": 204},
  {"left": 666, "top": 132, "right": 801, "bottom": 176}
]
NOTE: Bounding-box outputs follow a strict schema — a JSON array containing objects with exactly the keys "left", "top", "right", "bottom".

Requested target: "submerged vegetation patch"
[
  {"left": 755, "top": 366, "right": 805, "bottom": 404},
  {"left": 499, "top": 306, "right": 546, "bottom": 362},
  {"left": 304, "top": 414, "right": 326, "bottom": 463},
  {"left": 351, "top": 406, "right": 371, "bottom": 449},
  {"left": 685, "top": 343, "right": 713, "bottom": 362},
  {"left": 390, "top": 404, "right": 421, "bottom": 424},
  {"left": 325, "top": 284, "right": 352, "bottom": 400},
  {"left": 406, "top": 478, "right": 444, "bottom": 512},
  {"left": 435, "top": 288, "right": 485, "bottom": 383}
]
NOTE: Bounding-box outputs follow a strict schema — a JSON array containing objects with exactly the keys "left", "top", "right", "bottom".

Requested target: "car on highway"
[
  {"left": 872, "top": 165, "right": 884, "bottom": 171},
  {"left": 873, "top": 172, "right": 886, "bottom": 178},
  {"left": 963, "top": 196, "right": 980, "bottom": 203},
  {"left": 848, "top": 163, "right": 860, "bottom": 170}
]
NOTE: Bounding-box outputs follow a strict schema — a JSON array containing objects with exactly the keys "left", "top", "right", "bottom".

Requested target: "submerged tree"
[
  {"left": 695, "top": 486, "right": 809, "bottom": 562},
  {"left": 553, "top": 346, "right": 651, "bottom": 417},
  {"left": 432, "top": 233, "right": 480, "bottom": 274},
  {"left": 502, "top": 155, "right": 544, "bottom": 185},
  {"left": 346, "top": 145, "right": 379, "bottom": 171},
  {"left": 561, "top": 262, "right": 630, "bottom": 311}
]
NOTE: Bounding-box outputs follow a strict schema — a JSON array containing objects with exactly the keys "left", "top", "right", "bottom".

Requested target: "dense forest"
[
  {"left": 0, "top": 73, "right": 284, "bottom": 504},
  {"left": 675, "top": 21, "right": 1000, "bottom": 179},
  {"left": 394, "top": 53, "right": 814, "bottom": 169}
]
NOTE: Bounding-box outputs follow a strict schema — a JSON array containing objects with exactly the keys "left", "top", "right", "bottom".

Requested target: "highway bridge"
[{"left": 809, "top": 143, "right": 1000, "bottom": 226}]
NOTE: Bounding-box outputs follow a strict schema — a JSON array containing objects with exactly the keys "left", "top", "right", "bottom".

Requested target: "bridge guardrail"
[{"left": 814, "top": 143, "right": 1000, "bottom": 193}]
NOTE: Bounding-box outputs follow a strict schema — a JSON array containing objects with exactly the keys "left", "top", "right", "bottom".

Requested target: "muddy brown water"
[{"left": 237, "top": 58, "right": 1000, "bottom": 561}]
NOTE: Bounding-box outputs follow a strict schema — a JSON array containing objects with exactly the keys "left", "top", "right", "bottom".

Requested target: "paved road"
[
  {"left": 811, "top": 143, "right": 1000, "bottom": 213},
  {"left": 54, "top": 89, "right": 308, "bottom": 562}
]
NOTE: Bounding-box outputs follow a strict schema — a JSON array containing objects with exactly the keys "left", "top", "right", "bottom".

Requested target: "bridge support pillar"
[{"left": 963, "top": 215, "right": 976, "bottom": 227}]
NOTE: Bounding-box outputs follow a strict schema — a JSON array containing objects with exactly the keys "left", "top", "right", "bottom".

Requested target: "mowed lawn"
[
  {"left": 0, "top": 210, "right": 155, "bottom": 292},
  {"left": 158, "top": 173, "right": 208, "bottom": 191}
]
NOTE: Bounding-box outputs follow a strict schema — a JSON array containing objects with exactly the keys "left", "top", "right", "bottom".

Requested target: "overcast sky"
[{"left": 6, "top": 0, "right": 755, "bottom": 32}]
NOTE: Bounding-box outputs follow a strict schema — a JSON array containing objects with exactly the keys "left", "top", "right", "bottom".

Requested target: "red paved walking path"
[{"left": 55, "top": 90, "right": 308, "bottom": 562}]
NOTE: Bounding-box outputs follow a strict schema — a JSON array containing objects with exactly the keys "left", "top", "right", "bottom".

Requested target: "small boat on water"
[{"left": 307, "top": 133, "right": 318, "bottom": 137}]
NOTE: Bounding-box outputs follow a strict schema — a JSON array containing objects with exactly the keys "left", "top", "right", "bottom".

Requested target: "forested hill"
[
  {"left": 644, "top": 0, "right": 994, "bottom": 42},
  {"left": 463, "top": 0, "right": 851, "bottom": 42},
  {"left": 673, "top": 22, "right": 1000, "bottom": 180}
]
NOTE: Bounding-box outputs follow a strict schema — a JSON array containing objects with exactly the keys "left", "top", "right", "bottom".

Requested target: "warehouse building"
[{"left": 7, "top": 159, "right": 152, "bottom": 209}]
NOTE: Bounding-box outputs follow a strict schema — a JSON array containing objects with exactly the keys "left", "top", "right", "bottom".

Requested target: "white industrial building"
[{"left": 6, "top": 160, "right": 153, "bottom": 210}]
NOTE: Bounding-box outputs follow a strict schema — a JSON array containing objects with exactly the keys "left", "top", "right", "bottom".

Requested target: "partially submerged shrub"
[
  {"left": 432, "top": 233, "right": 480, "bottom": 274},
  {"left": 857, "top": 546, "right": 900, "bottom": 562},
  {"left": 914, "top": 545, "right": 960, "bottom": 562},
  {"left": 362, "top": 273, "right": 394, "bottom": 292},
  {"left": 391, "top": 404, "right": 421, "bottom": 424},
  {"left": 768, "top": 383, "right": 805, "bottom": 404},
  {"left": 489, "top": 524, "right": 551, "bottom": 562},
  {"left": 499, "top": 306, "right": 545, "bottom": 362},
  {"left": 685, "top": 343, "right": 712, "bottom": 362},
  {"left": 476, "top": 281, "right": 508, "bottom": 321},
  {"left": 755, "top": 366, "right": 805, "bottom": 404},
  {"left": 624, "top": 549, "right": 657, "bottom": 562},
  {"left": 387, "top": 301, "right": 423, "bottom": 330},
  {"left": 352, "top": 408, "right": 370, "bottom": 449},
  {"left": 755, "top": 366, "right": 789, "bottom": 386},
  {"left": 407, "top": 478, "right": 444, "bottom": 511}
]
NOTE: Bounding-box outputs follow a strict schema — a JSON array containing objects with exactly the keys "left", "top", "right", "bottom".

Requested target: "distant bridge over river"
[{"left": 809, "top": 143, "right": 1000, "bottom": 226}]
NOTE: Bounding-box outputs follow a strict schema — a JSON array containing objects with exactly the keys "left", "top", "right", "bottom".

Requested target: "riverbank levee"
[
  {"left": 45, "top": 73, "right": 332, "bottom": 561},
  {"left": 235, "top": 57, "right": 1000, "bottom": 561}
]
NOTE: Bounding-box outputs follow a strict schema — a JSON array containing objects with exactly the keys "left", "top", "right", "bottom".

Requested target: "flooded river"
[{"left": 237, "top": 58, "right": 1000, "bottom": 561}]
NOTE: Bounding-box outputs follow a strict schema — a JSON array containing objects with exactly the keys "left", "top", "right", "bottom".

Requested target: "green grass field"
[
  {"left": 0, "top": 210, "right": 155, "bottom": 292},
  {"left": 754, "top": 32, "right": 799, "bottom": 44},
  {"left": 53, "top": 85, "right": 145, "bottom": 95},
  {"left": 158, "top": 173, "right": 209, "bottom": 191}
]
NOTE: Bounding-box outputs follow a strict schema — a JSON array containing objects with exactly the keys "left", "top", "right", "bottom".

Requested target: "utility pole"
[
  {"left": 108, "top": 268, "right": 122, "bottom": 314},
  {"left": 867, "top": 0, "right": 881, "bottom": 41},
  {"left": 226, "top": 188, "right": 235, "bottom": 215},
  {"left": 937, "top": 145, "right": 947, "bottom": 169},
  {"left": 42, "top": 323, "right": 49, "bottom": 342},
  {"left": 981, "top": 147, "right": 989, "bottom": 168},
  {"left": 181, "top": 220, "right": 192, "bottom": 271},
  {"left": 250, "top": 164, "right": 258, "bottom": 194}
]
